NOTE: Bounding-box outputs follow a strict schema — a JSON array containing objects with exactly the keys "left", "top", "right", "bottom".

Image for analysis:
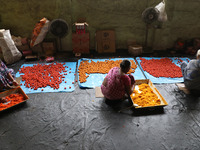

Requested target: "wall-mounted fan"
[
  {"left": 142, "top": 7, "right": 159, "bottom": 53},
  {"left": 49, "top": 19, "right": 69, "bottom": 51}
]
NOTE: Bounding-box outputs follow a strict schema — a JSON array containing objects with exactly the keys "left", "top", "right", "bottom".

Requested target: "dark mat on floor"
[{"left": 1, "top": 60, "right": 200, "bottom": 150}]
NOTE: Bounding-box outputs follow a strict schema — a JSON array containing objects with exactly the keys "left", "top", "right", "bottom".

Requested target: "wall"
[{"left": 0, "top": 0, "right": 200, "bottom": 51}]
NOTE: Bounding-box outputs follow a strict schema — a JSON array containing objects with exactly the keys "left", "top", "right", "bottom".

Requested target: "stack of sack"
[{"left": 0, "top": 18, "right": 50, "bottom": 63}]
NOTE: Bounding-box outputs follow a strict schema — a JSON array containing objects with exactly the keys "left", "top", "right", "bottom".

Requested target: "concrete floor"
[{"left": 0, "top": 52, "right": 200, "bottom": 150}]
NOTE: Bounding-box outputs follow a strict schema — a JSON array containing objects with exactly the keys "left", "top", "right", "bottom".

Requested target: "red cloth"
[
  {"left": 45, "top": 57, "right": 54, "bottom": 62},
  {"left": 22, "top": 50, "right": 32, "bottom": 56}
]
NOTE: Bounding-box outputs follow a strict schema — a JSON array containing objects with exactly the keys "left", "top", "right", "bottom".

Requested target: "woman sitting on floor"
[
  {"left": 101, "top": 59, "right": 135, "bottom": 105},
  {"left": 181, "top": 49, "right": 200, "bottom": 94},
  {"left": 0, "top": 59, "right": 19, "bottom": 92}
]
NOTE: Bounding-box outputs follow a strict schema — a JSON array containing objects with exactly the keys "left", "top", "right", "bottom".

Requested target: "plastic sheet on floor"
[
  {"left": 136, "top": 57, "right": 190, "bottom": 83},
  {"left": 1, "top": 59, "right": 200, "bottom": 150},
  {"left": 77, "top": 58, "right": 146, "bottom": 88},
  {"left": 16, "top": 62, "right": 77, "bottom": 93}
]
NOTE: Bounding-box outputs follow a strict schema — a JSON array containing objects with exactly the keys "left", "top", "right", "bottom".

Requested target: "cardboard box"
[
  {"left": 42, "top": 42, "right": 56, "bottom": 56},
  {"left": 0, "top": 86, "right": 29, "bottom": 111},
  {"left": 72, "top": 33, "right": 89, "bottom": 53},
  {"left": 128, "top": 45, "right": 143, "bottom": 56},
  {"left": 31, "top": 44, "right": 43, "bottom": 54},
  {"left": 131, "top": 79, "right": 168, "bottom": 109},
  {"left": 17, "top": 45, "right": 30, "bottom": 51},
  {"left": 96, "top": 30, "right": 115, "bottom": 53}
]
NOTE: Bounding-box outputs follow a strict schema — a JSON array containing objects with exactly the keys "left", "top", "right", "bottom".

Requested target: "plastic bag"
[
  {"left": 155, "top": 1, "right": 168, "bottom": 22},
  {"left": 30, "top": 18, "right": 50, "bottom": 47},
  {"left": 0, "top": 29, "right": 22, "bottom": 64}
]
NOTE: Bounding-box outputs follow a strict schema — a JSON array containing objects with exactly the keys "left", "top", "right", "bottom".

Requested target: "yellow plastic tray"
[{"left": 132, "top": 79, "right": 168, "bottom": 109}]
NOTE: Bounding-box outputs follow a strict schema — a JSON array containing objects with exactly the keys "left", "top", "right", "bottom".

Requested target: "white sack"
[
  {"left": 155, "top": 1, "right": 168, "bottom": 22},
  {"left": 0, "top": 29, "right": 22, "bottom": 64}
]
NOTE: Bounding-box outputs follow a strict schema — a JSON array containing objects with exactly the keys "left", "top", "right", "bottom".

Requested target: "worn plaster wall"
[{"left": 0, "top": 0, "right": 200, "bottom": 51}]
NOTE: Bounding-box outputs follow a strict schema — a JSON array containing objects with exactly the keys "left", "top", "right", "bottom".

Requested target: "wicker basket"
[{"left": 128, "top": 45, "right": 143, "bottom": 56}]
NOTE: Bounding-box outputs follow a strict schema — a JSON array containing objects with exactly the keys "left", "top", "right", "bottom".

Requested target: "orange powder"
[{"left": 130, "top": 83, "right": 161, "bottom": 107}]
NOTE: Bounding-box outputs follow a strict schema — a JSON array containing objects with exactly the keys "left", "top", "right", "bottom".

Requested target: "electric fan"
[
  {"left": 49, "top": 19, "right": 69, "bottom": 51},
  {"left": 142, "top": 7, "right": 159, "bottom": 53}
]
